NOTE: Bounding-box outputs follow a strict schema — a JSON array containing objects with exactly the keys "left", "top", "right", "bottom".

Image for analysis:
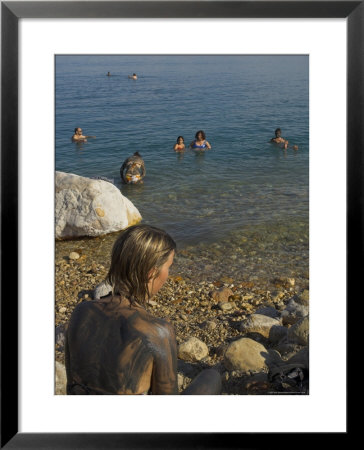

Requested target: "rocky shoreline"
[{"left": 55, "top": 235, "right": 309, "bottom": 395}]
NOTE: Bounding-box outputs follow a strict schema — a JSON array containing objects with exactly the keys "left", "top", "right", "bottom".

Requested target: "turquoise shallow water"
[{"left": 56, "top": 55, "right": 308, "bottom": 249}]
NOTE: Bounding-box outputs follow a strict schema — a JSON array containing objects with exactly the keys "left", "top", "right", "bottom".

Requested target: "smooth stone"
[
  {"left": 285, "top": 347, "right": 309, "bottom": 369},
  {"left": 287, "top": 315, "right": 309, "bottom": 346},
  {"left": 255, "top": 306, "right": 281, "bottom": 319},
  {"left": 93, "top": 280, "right": 113, "bottom": 299},
  {"left": 218, "top": 301, "right": 233, "bottom": 311},
  {"left": 69, "top": 252, "right": 80, "bottom": 260},
  {"left": 211, "top": 287, "right": 233, "bottom": 303},
  {"left": 55, "top": 171, "right": 142, "bottom": 239},
  {"left": 202, "top": 320, "right": 217, "bottom": 331},
  {"left": 281, "top": 298, "right": 309, "bottom": 325},
  {"left": 272, "top": 342, "right": 303, "bottom": 357},
  {"left": 268, "top": 325, "right": 288, "bottom": 344},
  {"left": 55, "top": 361, "right": 67, "bottom": 395},
  {"left": 224, "top": 337, "right": 268, "bottom": 372},
  {"left": 239, "top": 314, "right": 282, "bottom": 338},
  {"left": 178, "top": 337, "right": 209, "bottom": 362},
  {"left": 55, "top": 324, "right": 66, "bottom": 347}
]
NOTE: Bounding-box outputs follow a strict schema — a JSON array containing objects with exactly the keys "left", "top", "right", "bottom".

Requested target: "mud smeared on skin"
[{"left": 66, "top": 296, "right": 178, "bottom": 395}]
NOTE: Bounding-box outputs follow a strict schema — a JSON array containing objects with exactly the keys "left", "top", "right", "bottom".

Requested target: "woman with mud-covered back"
[{"left": 65, "top": 224, "right": 221, "bottom": 395}]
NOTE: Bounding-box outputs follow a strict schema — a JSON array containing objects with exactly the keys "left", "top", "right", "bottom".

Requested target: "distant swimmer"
[
  {"left": 128, "top": 73, "right": 138, "bottom": 80},
  {"left": 107, "top": 72, "right": 111, "bottom": 76},
  {"left": 174, "top": 136, "right": 185, "bottom": 152},
  {"left": 71, "top": 127, "right": 96, "bottom": 142},
  {"left": 120, "top": 152, "right": 146, "bottom": 184},
  {"left": 270, "top": 128, "right": 298, "bottom": 150},
  {"left": 189, "top": 130, "right": 211, "bottom": 150}
]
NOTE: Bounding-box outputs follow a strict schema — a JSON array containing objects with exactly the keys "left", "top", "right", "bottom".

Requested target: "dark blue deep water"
[{"left": 56, "top": 55, "right": 308, "bottom": 249}]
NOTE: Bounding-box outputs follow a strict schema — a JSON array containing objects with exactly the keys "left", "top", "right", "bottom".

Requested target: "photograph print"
[{"left": 55, "top": 55, "right": 309, "bottom": 396}]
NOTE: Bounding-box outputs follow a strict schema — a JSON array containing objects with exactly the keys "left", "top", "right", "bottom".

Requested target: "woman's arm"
[{"left": 205, "top": 141, "right": 211, "bottom": 149}]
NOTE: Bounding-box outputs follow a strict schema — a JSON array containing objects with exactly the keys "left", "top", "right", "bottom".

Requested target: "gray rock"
[
  {"left": 286, "top": 347, "right": 309, "bottom": 369},
  {"left": 297, "top": 289, "right": 309, "bottom": 306},
  {"left": 239, "top": 314, "right": 282, "bottom": 338},
  {"left": 273, "top": 342, "right": 304, "bottom": 357},
  {"left": 55, "top": 171, "right": 142, "bottom": 239},
  {"left": 93, "top": 280, "right": 112, "bottom": 299},
  {"left": 55, "top": 361, "right": 67, "bottom": 395},
  {"left": 178, "top": 337, "right": 209, "bottom": 362},
  {"left": 255, "top": 306, "right": 281, "bottom": 319},
  {"left": 268, "top": 325, "right": 288, "bottom": 344},
  {"left": 281, "top": 298, "right": 309, "bottom": 325},
  {"left": 55, "top": 324, "right": 66, "bottom": 348},
  {"left": 287, "top": 315, "right": 309, "bottom": 346},
  {"left": 224, "top": 337, "right": 268, "bottom": 372}
]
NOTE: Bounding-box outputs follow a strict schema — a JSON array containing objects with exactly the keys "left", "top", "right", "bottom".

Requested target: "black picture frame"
[{"left": 1, "top": 1, "right": 357, "bottom": 448}]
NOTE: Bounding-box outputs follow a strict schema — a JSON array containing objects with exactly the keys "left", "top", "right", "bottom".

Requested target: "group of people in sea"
[{"left": 71, "top": 126, "right": 298, "bottom": 185}]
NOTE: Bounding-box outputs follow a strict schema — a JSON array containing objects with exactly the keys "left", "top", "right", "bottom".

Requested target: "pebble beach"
[{"left": 55, "top": 220, "right": 309, "bottom": 395}]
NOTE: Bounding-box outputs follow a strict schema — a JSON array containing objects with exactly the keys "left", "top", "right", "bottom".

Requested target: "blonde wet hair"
[{"left": 106, "top": 224, "right": 176, "bottom": 306}]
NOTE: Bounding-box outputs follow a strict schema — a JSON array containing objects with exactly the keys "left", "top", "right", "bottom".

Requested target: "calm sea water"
[{"left": 56, "top": 55, "right": 308, "bottom": 249}]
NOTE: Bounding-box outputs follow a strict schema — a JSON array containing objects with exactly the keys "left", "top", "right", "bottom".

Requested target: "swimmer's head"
[
  {"left": 275, "top": 128, "right": 281, "bottom": 137},
  {"left": 177, "top": 136, "right": 184, "bottom": 143},
  {"left": 107, "top": 224, "right": 176, "bottom": 305},
  {"left": 74, "top": 128, "right": 82, "bottom": 134},
  {"left": 195, "top": 130, "right": 206, "bottom": 140}
]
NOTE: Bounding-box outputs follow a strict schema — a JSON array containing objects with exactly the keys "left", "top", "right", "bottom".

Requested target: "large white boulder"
[{"left": 55, "top": 171, "right": 142, "bottom": 239}]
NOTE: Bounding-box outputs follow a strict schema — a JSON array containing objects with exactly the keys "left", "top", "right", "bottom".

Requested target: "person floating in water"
[
  {"left": 270, "top": 128, "right": 298, "bottom": 150},
  {"left": 107, "top": 72, "right": 111, "bottom": 76},
  {"left": 71, "top": 128, "right": 96, "bottom": 142},
  {"left": 173, "top": 136, "right": 185, "bottom": 152},
  {"left": 120, "top": 151, "right": 146, "bottom": 184},
  {"left": 128, "top": 73, "right": 138, "bottom": 80},
  {"left": 65, "top": 224, "right": 222, "bottom": 395},
  {"left": 189, "top": 130, "right": 211, "bottom": 150}
]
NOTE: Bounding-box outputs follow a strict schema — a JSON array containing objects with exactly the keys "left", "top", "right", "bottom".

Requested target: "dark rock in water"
[{"left": 90, "top": 176, "right": 114, "bottom": 185}]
